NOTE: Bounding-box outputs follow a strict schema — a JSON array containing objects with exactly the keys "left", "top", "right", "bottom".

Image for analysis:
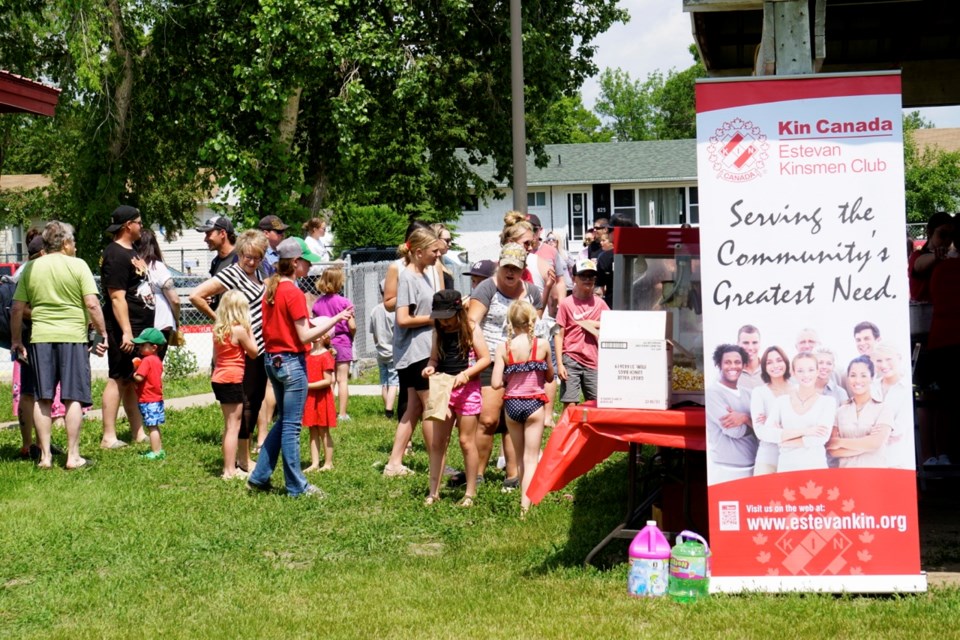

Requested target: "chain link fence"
[{"left": 0, "top": 259, "right": 472, "bottom": 379}]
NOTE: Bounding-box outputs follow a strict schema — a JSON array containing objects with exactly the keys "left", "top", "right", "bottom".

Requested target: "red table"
[{"left": 528, "top": 401, "right": 706, "bottom": 564}]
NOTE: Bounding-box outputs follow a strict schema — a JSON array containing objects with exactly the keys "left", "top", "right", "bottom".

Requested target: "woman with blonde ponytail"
[{"left": 383, "top": 227, "right": 444, "bottom": 477}]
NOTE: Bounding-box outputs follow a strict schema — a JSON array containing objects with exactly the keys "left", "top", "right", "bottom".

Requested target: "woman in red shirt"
[{"left": 246, "top": 238, "right": 352, "bottom": 497}]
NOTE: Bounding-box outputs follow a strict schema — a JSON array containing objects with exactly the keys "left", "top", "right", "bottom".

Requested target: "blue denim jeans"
[{"left": 249, "top": 352, "right": 309, "bottom": 496}]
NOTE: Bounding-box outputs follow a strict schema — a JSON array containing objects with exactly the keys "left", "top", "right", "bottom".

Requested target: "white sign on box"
[{"left": 597, "top": 310, "right": 671, "bottom": 410}]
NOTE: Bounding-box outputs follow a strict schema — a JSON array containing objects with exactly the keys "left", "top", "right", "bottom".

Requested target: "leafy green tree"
[
  {"left": 593, "top": 45, "right": 706, "bottom": 141},
  {"left": 903, "top": 112, "right": 960, "bottom": 223},
  {"left": 1, "top": 0, "right": 628, "bottom": 258},
  {"left": 537, "top": 95, "right": 613, "bottom": 144}
]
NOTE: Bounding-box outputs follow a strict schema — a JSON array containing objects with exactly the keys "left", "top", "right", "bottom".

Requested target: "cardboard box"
[{"left": 597, "top": 311, "right": 672, "bottom": 410}]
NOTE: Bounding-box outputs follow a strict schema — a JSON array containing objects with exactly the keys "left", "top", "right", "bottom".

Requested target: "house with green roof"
[{"left": 456, "top": 139, "right": 698, "bottom": 262}]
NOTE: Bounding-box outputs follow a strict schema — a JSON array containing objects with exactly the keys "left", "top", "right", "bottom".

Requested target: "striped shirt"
[{"left": 214, "top": 263, "right": 265, "bottom": 355}]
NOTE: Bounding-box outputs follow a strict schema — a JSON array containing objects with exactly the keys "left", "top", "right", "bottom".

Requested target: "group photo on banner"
[{"left": 695, "top": 72, "right": 925, "bottom": 593}]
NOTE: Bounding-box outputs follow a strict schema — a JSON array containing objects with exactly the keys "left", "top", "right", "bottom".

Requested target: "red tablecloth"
[{"left": 527, "top": 402, "right": 706, "bottom": 504}]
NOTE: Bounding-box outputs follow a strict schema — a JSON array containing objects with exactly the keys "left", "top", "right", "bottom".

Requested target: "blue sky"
[{"left": 582, "top": 0, "right": 960, "bottom": 128}]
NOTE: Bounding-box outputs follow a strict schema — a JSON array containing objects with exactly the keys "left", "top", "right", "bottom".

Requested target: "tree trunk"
[
  {"left": 278, "top": 87, "right": 302, "bottom": 149},
  {"left": 303, "top": 163, "right": 329, "bottom": 216},
  {"left": 105, "top": 0, "right": 134, "bottom": 163}
]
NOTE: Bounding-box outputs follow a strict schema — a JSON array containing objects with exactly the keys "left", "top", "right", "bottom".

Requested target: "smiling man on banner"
[{"left": 706, "top": 343, "right": 758, "bottom": 484}]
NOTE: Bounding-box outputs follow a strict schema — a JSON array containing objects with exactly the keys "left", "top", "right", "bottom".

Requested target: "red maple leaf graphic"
[
  {"left": 756, "top": 551, "right": 771, "bottom": 564},
  {"left": 859, "top": 531, "right": 875, "bottom": 544},
  {"left": 753, "top": 533, "right": 768, "bottom": 545},
  {"left": 767, "top": 568, "right": 780, "bottom": 576},
  {"left": 827, "top": 487, "right": 841, "bottom": 501},
  {"left": 842, "top": 498, "right": 856, "bottom": 512},
  {"left": 857, "top": 550, "right": 873, "bottom": 563},
  {"left": 783, "top": 488, "right": 796, "bottom": 502},
  {"left": 850, "top": 567, "right": 862, "bottom": 575}
]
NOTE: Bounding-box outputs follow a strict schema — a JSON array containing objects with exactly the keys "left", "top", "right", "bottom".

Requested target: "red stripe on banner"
[
  {"left": 722, "top": 132, "right": 744, "bottom": 156},
  {"left": 734, "top": 146, "right": 755, "bottom": 168},
  {"left": 696, "top": 74, "right": 901, "bottom": 113},
  {"left": 708, "top": 469, "right": 920, "bottom": 578}
]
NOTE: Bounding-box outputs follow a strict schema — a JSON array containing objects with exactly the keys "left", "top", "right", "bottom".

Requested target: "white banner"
[{"left": 696, "top": 73, "right": 924, "bottom": 593}]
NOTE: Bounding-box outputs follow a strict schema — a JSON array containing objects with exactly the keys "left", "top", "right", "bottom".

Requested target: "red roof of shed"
[{"left": 0, "top": 70, "right": 60, "bottom": 117}]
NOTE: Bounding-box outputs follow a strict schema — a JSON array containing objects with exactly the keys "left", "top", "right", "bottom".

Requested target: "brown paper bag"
[{"left": 424, "top": 372, "right": 456, "bottom": 422}]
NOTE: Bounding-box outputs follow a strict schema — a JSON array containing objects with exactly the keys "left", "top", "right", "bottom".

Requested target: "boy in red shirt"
[
  {"left": 554, "top": 259, "right": 609, "bottom": 412},
  {"left": 132, "top": 327, "right": 167, "bottom": 460}
]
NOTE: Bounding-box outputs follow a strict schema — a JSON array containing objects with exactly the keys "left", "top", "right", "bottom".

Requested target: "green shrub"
[
  {"left": 164, "top": 347, "right": 199, "bottom": 379},
  {"left": 331, "top": 204, "right": 409, "bottom": 254}
]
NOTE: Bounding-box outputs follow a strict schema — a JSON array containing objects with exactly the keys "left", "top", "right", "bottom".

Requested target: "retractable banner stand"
[{"left": 696, "top": 72, "right": 926, "bottom": 593}]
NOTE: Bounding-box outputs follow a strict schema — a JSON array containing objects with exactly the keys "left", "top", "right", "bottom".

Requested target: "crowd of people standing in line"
[{"left": 10, "top": 207, "right": 609, "bottom": 515}]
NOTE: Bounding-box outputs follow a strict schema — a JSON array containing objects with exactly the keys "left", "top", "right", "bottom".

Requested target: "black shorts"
[
  {"left": 106, "top": 322, "right": 150, "bottom": 379},
  {"left": 28, "top": 342, "right": 92, "bottom": 406},
  {"left": 398, "top": 358, "right": 430, "bottom": 392},
  {"left": 211, "top": 381, "right": 245, "bottom": 405}
]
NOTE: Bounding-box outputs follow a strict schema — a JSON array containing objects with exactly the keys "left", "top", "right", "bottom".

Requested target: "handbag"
[{"left": 168, "top": 330, "right": 186, "bottom": 347}]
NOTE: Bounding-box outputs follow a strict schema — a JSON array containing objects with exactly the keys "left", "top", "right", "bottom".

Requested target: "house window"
[
  {"left": 461, "top": 194, "right": 479, "bottom": 213},
  {"left": 613, "top": 188, "right": 637, "bottom": 223},
  {"left": 687, "top": 187, "right": 699, "bottom": 224},
  {"left": 567, "top": 192, "right": 588, "bottom": 240},
  {"left": 527, "top": 191, "right": 547, "bottom": 208}
]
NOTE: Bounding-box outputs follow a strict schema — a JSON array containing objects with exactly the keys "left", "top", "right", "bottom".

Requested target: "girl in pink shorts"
[{"left": 421, "top": 290, "right": 491, "bottom": 507}]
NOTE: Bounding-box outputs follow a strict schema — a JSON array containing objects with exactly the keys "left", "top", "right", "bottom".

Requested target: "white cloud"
[{"left": 581, "top": 0, "right": 695, "bottom": 109}]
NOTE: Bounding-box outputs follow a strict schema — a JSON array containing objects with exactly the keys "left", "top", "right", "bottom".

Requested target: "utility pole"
[{"left": 510, "top": 0, "right": 527, "bottom": 213}]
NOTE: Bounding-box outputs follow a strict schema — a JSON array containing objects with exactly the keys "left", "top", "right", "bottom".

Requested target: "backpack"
[{"left": 0, "top": 276, "right": 18, "bottom": 349}]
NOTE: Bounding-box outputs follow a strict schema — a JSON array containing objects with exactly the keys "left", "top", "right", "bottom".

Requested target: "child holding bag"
[{"left": 421, "top": 290, "right": 490, "bottom": 507}]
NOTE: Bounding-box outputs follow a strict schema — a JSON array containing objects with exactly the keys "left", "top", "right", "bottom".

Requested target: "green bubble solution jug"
[
  {"left": 667, "top": 530, "right": 711, "bottom": 603},
  {"left": 627, "top": 520, "right": 671, "bottom": 597}
]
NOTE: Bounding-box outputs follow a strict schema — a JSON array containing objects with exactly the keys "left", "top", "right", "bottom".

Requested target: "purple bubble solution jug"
[{"left": 627, "top": 520, "right": 671, "bottom": 597}]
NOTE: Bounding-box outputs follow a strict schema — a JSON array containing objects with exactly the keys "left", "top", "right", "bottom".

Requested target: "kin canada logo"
[{"left": 708, "top": 118, "right": 769, "bottom": 183}]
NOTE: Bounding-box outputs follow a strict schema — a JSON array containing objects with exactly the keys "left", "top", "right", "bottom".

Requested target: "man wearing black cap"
[
  {"left": 196, "top": 215, "right": 237, "bottom": 279},
  {"left": 258, "top": 215, "right": 288, "bottom": 275},
  {"left": 195, "top": 215, "right": 237, "bottom": 311},
  {"left": 100, "top": 205, "right": 154, "bottom": 449}
]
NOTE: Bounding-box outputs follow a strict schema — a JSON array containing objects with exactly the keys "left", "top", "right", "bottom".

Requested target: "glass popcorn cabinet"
[{"left": 611, "top": 226, "right": 704, "bottom": 404}]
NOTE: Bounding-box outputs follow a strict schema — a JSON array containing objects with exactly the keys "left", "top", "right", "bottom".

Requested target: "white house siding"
[{"left": 453, "top": 181, "right": 697, "bottom": 262}]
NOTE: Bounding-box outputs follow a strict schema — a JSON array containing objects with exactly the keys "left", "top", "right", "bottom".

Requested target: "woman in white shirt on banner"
[
  {"left": 767, "top": 352, "right": 835, "bottom": 472},
  {"left": 750, "top": 345, "right": 793, "bottom": 475},
  {"left": 869, "top": 342, "right": 914, "bottom": 468}
]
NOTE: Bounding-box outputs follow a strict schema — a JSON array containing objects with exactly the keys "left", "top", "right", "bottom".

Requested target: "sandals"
[
  {"left": 383, "top": 464, "right": 414, "bottom": 477},
  {"left": 459, "top": 496, "right": 475, "bottom": 508},
  {"left": 424, "top": 494, "right": 439, "bottom": 506}
]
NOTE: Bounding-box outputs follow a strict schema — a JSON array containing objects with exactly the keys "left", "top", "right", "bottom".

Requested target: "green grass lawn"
[{"left": 1, "top": 396, "right": 958, "bottom": 639}]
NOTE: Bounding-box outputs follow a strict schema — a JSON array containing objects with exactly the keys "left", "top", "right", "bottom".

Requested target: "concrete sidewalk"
[{"left": 1, "top": 384, "right": 386, "bottom": 429}]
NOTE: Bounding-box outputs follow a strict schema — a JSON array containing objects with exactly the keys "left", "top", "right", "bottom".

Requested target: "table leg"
[{"left": 584, "top": 443, "right": 663, "bottom": 566}]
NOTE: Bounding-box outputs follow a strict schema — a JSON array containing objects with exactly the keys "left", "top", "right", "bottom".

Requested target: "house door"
[{"left": 567, "top": 192, "right": 589, "bottom": 241}]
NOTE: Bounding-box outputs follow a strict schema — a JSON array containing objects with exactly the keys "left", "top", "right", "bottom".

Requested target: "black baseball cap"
[
  {"left": 258, "top": 215, "right": 289, "bottom": 232},
  {"left": 430, "top": 289, "right": 463, "bottom": 319},
  {"left": 195, "top": 215, "right": 235, "bottom": 234},
  {"left": 106, "top": 205, "right": 140, "bottom": 233}
]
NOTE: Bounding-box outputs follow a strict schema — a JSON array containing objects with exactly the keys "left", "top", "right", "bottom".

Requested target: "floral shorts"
[{"left": 139, "top": 401, "right": 166, "bottom": 427}]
